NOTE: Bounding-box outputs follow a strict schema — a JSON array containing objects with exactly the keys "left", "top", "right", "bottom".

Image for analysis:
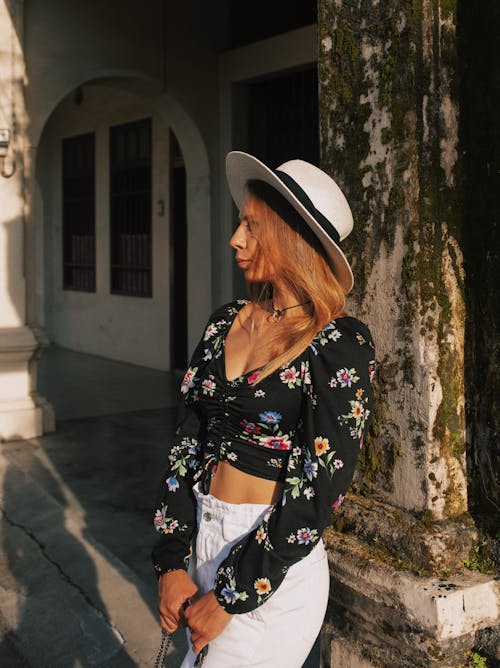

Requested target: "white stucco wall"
[{"left": 37, "top": 85, "right": 172, "bottom": 370}]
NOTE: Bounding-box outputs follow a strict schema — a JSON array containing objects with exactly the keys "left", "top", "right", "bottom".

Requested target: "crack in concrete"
[{"left": 0, "top": 504, "right": 123, "bottom": 644}]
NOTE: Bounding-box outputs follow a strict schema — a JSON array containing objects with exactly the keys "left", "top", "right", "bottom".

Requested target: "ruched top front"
[{"left": 193, "top": 345, "right": 304, "bottom": 489}]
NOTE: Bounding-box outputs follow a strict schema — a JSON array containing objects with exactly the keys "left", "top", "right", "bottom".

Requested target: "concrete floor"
[
  {"left": 0, "top": 345, "right": 320, "bottom": 667},
  {"left": 37, "top": 344, "right": 180, "bottom": 421}
]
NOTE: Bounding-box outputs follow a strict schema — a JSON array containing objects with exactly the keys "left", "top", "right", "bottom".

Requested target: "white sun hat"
[{"left": 226, "top": 151, "right": 354, "bottom": 293}]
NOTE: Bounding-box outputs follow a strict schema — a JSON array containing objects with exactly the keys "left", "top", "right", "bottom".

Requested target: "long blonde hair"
[{"left": 245, "top": 180, "right": 346, "bottom": 382}]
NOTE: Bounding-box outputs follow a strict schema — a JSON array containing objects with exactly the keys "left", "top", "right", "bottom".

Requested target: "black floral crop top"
[{"left": 152, "top": 300, "right": 375, "bottom": 614}]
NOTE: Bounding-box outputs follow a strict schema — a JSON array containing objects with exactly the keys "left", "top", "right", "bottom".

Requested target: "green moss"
[
  {"left": 440, "top": 0, "right": 457, "bottom": 21},
  {"left": 341, "top": 82, "right": 353, "bottom": 104},
  {"left": 458, "top": 651, "right": 489, "bottom": 668},
  {"left": 428, "top": 643, "right": 445, "bottom": 660},
  {"left": 358, "top": 355, "right": 402, "bottom": 489},
  {"left": 464, "top": 542, "right": 495, "bottom": 575},
  {"left": 381, "top": 127, "right": 393, "bottom": 144},
  {"left": 418, "top": 510, "right": 435, "bottom": 526},
  {"left": 400, "top": 227, "right": 418, "bottom": 385},
  {"left": 379, "top": 51, "right": 396, "bottom": 109}
]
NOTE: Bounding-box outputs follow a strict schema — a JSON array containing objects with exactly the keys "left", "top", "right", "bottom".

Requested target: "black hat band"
[{"left": 274, "top": 169, "right": 340, "bottom": 246}]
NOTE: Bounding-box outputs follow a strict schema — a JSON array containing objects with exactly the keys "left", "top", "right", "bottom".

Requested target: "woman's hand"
[
  {"left": 158, "top": 570, "right": 199, "bottom": 633},
  {"left": 184, "top": 590, "right": 232, "bottom": 653}
]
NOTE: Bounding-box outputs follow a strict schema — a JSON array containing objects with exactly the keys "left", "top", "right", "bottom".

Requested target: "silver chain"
[
  {"left": 153, "top": 629, "right": 208, "bottom": 667},
  {"left": 153, "top": 629, "right": 172, "bottom": 668}
]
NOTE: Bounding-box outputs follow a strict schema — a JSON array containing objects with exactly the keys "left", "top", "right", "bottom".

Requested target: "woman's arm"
[
  {"left": 152, "top": 405, "right": 203, "bottom": 632},
  {"left": 153, "top": 302, "right": 243, "bottom": 631}
]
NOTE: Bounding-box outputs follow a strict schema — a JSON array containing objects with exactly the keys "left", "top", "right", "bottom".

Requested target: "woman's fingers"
[
  {"left": 190, "top": 631, "right": 207, "bottom": 655},
  {"left": 158, "top": 600, "right": 181, "bottom": 633},
  {"left": 157, "top": 570, "right": 199, "bottom": 633},
  {"left": 159, "top": 615, "right": 178, "bottom": 634},
  {"left": 184, "top": 590, "right": 232, "bottom": 652},
  {"left": 158, "top": 593, "right": 181, "bottom": 629}
]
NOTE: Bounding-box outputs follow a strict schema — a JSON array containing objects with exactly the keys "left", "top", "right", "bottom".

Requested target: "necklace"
[{"left": 271, "top": 299, "right": 311, "bottom": 322}]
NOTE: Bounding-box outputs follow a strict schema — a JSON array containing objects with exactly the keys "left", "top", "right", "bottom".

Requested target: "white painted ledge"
[{"left": 399, "top": 572, "right": 499, "bottom": 641}]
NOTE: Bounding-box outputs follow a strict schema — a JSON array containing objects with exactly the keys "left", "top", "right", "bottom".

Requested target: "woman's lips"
[{"left": 236, "top": 258, "right": 250, "bottom": 268}]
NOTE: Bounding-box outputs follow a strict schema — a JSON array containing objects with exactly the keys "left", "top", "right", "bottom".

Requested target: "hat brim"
[{"left": 226, "top": 151, "right": 354, "bottom": 293}]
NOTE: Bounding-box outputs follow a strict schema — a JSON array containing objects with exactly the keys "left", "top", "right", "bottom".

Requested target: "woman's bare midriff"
[{"left": 209, "top": 461, "right": 284, "bottom": 505}]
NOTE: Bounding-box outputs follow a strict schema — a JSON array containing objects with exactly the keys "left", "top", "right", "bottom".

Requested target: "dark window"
[
  {"left": 62, "top": 133, "right": 96, "bottom": 291},
  {"left": 232, "top": 66, "right": 319, "bottom": 297},
  {"left": 109, "top": 118, "right": 152, "bottom": 297},
  {"left": 247, "top": 67, "right": 319, "bottom": 167}
]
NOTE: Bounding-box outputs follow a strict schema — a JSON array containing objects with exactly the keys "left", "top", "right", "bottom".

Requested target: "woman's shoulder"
[
  {"left": 305, "top": 316, "right": 375, "bottom": 386},
  {"left": 203, "top": 299, "right": 248, "bottom": 327},
  {"left": 198, "top": 300, "right": 249, "bottom": 344},
  {"left": 309, "top": 315, "right": 375, "bottom": 357}
]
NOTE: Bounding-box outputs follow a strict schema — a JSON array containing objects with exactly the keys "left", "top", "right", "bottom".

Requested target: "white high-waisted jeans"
[{"left": 180, "top": 484, "right": 329, "bottom": 668}]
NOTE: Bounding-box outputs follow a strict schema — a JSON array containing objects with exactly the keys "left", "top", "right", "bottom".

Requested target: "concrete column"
[
  {"left": 318, "top": 0, "right": 498, "bottom": 665},
  {"left": 0, "top": 0, "right": 52, "bottom": 440}
]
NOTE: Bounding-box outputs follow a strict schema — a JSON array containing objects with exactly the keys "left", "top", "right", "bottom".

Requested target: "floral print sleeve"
[
  {"left": 213, "top": 319, "right": 375, "bottom": 613},
  {"left": 150, "top": 305, "right": 235, "bottom": 576},
  {"left": 152, "top": 300, "right": 246, "bottom": 576},
  {"left": 151, "top": 407, "right": 202, "bottom": 575}
]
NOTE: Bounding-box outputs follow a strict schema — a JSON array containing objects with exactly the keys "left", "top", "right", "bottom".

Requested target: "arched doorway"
[{"left": 32, "top": 75, "right": 210, "bottom": 391}]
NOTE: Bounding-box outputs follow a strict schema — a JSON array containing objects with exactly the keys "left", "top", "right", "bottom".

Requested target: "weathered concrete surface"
[
  {"left": 322, "top": 531, "right": 499, "bottom": 667},
  {"left": 333, "top": 494, "right": 478, "bottom": 575},
  {"left": 0, "top": 449, "right": 161, "bottom": 667}
]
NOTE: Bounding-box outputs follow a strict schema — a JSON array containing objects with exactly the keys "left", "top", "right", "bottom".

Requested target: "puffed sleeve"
[
  {"left": 151, "top": 301, "right": 245, "bottom": 576},
  {"left": 213, "top": 318, "right": 375, "bottom": 613},
  {"left": 151, "top": 403, "right": 202, "bottom": 575}
]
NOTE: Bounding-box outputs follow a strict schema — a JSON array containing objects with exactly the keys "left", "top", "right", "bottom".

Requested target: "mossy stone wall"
[{"left": 319, "top": 0, "right": 467, "bottom": 519}]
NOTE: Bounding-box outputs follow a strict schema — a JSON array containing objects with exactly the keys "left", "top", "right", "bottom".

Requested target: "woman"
[{"left": 153, "top": 152, "right": 375, "bottom": 667}]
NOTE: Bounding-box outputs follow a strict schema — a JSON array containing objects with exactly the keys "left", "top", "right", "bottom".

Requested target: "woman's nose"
[{"left": 230, "top": 224, "right": 246, "bottom": 249}]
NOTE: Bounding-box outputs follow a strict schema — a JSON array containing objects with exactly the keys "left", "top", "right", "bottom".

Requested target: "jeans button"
[{"left": 203, "top": 512, "right": 212, "bottom": 522}]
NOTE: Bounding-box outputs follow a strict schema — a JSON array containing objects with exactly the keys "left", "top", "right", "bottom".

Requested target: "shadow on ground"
[{"left": 0, "top": 345, "right": 320, "bottom": 666}]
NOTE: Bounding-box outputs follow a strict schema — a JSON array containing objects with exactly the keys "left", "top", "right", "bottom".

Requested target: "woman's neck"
[
  {"left": 267, "top": 284, "right": 311, "bottom": 322},
  {"left": 270, "top": 283, "right": 297, "bottom": 311}
]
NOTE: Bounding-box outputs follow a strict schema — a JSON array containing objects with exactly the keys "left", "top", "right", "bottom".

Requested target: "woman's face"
[{"left": 230, "top": 195, "right": 275, "bottom": 283}]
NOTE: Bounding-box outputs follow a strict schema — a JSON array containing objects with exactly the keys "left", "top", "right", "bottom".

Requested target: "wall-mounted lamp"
[{"left": 0, "top": 129, "right": 16, "bottom": 178}]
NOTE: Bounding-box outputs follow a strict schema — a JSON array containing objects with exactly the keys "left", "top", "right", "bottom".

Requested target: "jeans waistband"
[{"left": 193, "top": 482, "right": 271, "bottom": 525}]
